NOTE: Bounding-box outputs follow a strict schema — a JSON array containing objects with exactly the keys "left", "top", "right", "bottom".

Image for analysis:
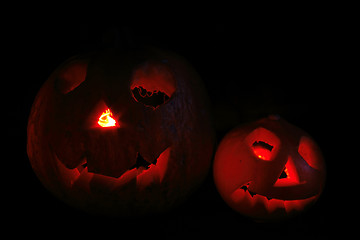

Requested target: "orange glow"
[
  {"left": 284, "top": 157, "right": 299, "bottom": 183},
  {"left": 251, "top": 140, "right": 274, "bottom": 161},
  {"left": 98, "top": 109, "right": 117, "bottom": 127},
  {"left": 252, "top": 146, "right": 272, "bottom": 161},
  {"left": 284, "top": 168, "right": 290, "bottom": 179}
]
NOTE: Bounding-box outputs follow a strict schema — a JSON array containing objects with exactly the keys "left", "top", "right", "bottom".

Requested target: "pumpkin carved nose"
[
  {"left": 98, "top": 108, "right": 118, "bottom": 128},
  {"left": 273, "top": 156, "right": 300, "bottom": 187},
  {"left": 278, "top": 168, "right": 288, "bottom": 179}
]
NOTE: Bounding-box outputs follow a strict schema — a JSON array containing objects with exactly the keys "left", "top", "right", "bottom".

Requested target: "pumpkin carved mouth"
[
  {"left": 131, "top": 152, "right": 157, "bottom": 169},
  {"left": 55, "top": 147, "right": 172, "bottom": 189},
  {"left": 232, "top": 181, "right": 316, "bottom": 214},
  {"left": 76, "top": 152, "right": 159, "bottom": 175}
]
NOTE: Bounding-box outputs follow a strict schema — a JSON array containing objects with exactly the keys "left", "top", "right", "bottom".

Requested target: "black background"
[{"left": 6, "top": 11, "right": 346, "bottom": 238}]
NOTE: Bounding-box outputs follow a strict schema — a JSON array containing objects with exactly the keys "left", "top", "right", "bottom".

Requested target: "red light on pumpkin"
[
  {"left": 98, "top": 109, "right": 117, "bottom": 127},
  {"left": 252, "top": 141, "right": 274, "bottom": 161},
  {"left": 253, "top": 146, "right": 272, "bottom": 161}
]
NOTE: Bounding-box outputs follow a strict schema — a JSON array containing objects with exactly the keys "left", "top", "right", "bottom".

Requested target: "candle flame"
[{"left": 98, "top": 109, "right": 117, "bottom": 127}]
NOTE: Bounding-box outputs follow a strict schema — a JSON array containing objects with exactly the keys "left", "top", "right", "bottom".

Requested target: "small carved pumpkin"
[
  {"left": 213, "top": 115, "right": 326, "bottom": 220},
  {"left": 27, "top": 48, "right": 215, "bottom": 216}
]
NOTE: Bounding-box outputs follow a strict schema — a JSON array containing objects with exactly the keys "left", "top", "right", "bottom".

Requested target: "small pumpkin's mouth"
[
  {"left": 232, "top": 181, "right": 316, "bottom": 215},
  {"left": 240, "top": 182, "right": 272, "bottom": 200},
  {"left": 237, "top": 167, "right": 292, "bottom": 200}
]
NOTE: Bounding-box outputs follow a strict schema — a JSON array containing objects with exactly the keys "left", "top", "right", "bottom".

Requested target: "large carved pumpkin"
[
  {"left": 213, "top": 115, "right": 326, "bottom": 221},
  {"left": 27, "top": 47, "right": 215, "bottom": 216}
]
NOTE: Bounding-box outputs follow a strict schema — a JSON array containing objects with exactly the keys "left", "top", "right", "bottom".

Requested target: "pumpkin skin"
[
  {"left": 27, "top": 48, "right": 215, "bottom": 216},
  {"left": 213, "top": 115, "right": 326, "bottom": 221}
]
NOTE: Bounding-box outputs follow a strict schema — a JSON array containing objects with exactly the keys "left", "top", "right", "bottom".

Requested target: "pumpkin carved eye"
[
  {"left": 298, "top": 136, "right": 322, "bottom": 170},
  {"left": 130, "top": 61, "right": 176, "bottom": 109},
  {"left": 131, "top": 86, "right": 170, "bottom": 109},
  {"left": 246, "top": 127, "right": 280, "bottom": 161},
  {"left": 55, "top": 58, "right": 88, "bottom": 94},
  {"left": 252, "top": 141, "right": 274, "bottom": 161}
]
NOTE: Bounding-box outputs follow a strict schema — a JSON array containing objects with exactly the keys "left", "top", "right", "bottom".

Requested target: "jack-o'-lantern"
[
  {"left": 27, "top": 48, "right": 215, "bottom": 216},
  {"left": 213, "top": 115, "right": 325, "bottom": 221}
]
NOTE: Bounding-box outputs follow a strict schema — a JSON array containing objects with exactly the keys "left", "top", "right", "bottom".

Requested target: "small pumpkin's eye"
[
  {"left": 298, "top": 136, "right": 322, "bottom": 170},
  {"left": 130, "top": 61, "right": 176, "bottom": 109},
  {"left": 246, "top": 127, "right": 280, "bottom": 161},
  {"left": 252, "top": 140, "right": 274, "bottom": 161}
]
